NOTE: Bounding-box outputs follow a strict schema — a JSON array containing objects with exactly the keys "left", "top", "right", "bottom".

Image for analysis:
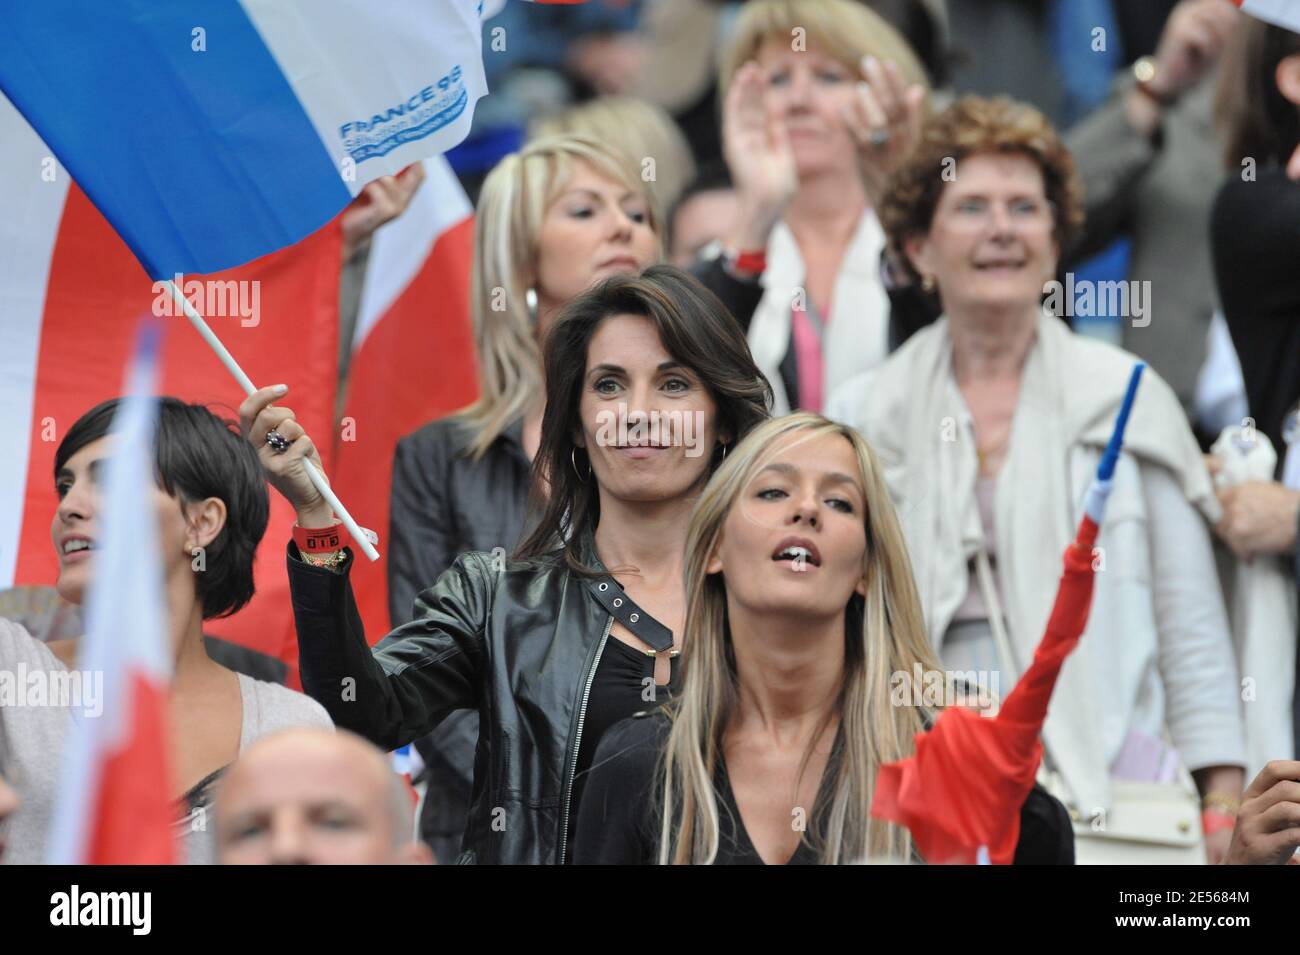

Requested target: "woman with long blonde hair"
[{"left": 574, "top": 413, "right": 1072, "bottom": 864}]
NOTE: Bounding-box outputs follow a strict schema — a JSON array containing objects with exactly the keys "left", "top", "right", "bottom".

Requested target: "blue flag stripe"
[{"left": 0, "top": 0, "right": 351, "bottom": 277}]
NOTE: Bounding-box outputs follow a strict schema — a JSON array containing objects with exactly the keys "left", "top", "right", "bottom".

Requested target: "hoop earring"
[
  {"left": 526, "top": 287, "right": 539, "bottom": 326},
  {"left": 570, "top": 447, "right": 590, "bottom": 482},
  {"left": 720, "top": 443, "right": 728, "bottom": 462}
]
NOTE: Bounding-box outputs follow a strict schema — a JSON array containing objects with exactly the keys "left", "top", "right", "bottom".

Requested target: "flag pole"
[{"left": 164, "top": 280, "right": 381, "bottom": 562}]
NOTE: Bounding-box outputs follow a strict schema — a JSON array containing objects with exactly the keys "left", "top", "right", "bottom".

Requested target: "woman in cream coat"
[{"left": 829, "top": 96, "right": 1246, "bottom": 863}]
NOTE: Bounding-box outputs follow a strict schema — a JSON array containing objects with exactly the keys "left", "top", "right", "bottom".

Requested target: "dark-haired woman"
[
  {"left": 244, "top": 265, "right": 771, "bottom": 864},
  {"left": 0, "top": 399, "right": 331, "bottom": 865}
]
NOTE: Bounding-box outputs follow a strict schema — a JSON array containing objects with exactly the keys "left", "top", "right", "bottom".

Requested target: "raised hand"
[
  {"left": 239, "top": 385, "right": 333, "bottom": 527},
  {"left": 341, "top": 163, "right": 427, "bottom": 259},
  {"left": 843, "top": 56, "right": 926, "bottom": 207},
  {"left": 722, "top": 60, "right": 798, "bottom": 251}
]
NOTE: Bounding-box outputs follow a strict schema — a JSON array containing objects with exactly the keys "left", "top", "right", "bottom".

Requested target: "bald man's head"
[{"left": 215, "top": 728, "right": 433, "bottom": 865}]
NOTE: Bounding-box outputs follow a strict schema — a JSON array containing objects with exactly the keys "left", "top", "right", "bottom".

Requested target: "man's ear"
[
  {"left": 1276, "top": 53, "right": 1300, "bottom": 106},
  {"left": 184, "top": 497, "right": 227, "bottom": 552}
]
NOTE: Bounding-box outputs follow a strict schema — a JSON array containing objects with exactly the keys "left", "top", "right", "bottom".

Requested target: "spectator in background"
[
  {"left": 531, "top": 96, "right": 697, "bottom": 219},
  {"left": 629, "top": 0, "right": 951, "bottom": 169},
  {"left": 669, "top": 161, "right": 739, "bottom": 267},
  {"left": 1062, "top": 0, "right": 1243, "bottom": 432},
  {"left": 946, "top": 0, "right": 1180, "bottom": 128},
  {"left": 216, "top": 728, "right": 432, "bottom": 865},
  {"left": 1211, "top": 14, "right": 1300, "bottom": 757},
  {"left": 832, "top": 96, "right": 1246, "bottom": 863},
  {"left": 697, "top": 0, "right": 931, "bottom": 414},
  {"left": 387, "top": 136, "right": 660, "bottom": 864},
  {"left": 452, "top": 0, "right": 646, "bottom": 199}
]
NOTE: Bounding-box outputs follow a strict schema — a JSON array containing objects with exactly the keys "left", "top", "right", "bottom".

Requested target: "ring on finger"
[
  {"left": 265, "top": 429, "right": 291, "bottom": 455},
  {"left": 869, "top": 128, "right": 891, "bottom": 147}
]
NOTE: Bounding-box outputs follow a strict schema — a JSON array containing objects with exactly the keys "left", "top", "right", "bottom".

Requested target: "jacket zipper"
[{"left": 558, "top": 613, "right": 614, "bottom": 865}]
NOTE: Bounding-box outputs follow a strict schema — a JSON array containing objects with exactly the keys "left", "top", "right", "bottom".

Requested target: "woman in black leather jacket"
[
  {"left": 241, "top": 265, "right": 771, "bottom": 863},
  {"left": 388, "top": 134, "right": 661, "bottom": 862}
]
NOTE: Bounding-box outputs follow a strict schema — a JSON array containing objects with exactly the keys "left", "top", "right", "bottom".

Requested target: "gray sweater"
[{"left": 0, "top": 617, "right": 332, "bottom": 864}]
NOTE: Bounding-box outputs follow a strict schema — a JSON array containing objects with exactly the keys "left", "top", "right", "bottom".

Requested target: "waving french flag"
[
  {"left": 46, "top": 324, "right": 175, "bottom": 865},
  {"left": 1234, "top": 0, "right": 1300, "bottom": 32},
  {"left": 0, "top": 0, "right": 486, "bottom": 279}
]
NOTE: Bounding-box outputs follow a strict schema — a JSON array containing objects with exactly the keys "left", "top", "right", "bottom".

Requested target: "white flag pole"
[{"left": 164, "top": 280, "right": 381, "bottom": 562}]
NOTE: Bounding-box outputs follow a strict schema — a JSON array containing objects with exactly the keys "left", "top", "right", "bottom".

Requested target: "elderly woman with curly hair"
[{"left": 828, "top": 96, "right": 1246, "bottom": 864}]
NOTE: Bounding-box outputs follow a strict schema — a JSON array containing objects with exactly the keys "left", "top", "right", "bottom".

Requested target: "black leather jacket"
[
  {"left": 388, "top": 415, "right": 533, "bottom": 864},
  {"left": 288, "top": 533, "right": 673, "bottom": 866}
]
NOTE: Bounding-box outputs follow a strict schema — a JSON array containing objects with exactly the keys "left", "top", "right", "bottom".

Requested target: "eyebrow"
[
  {"left": 559, "top": 187, "right": 643, "bottom": 204},
  {"left": 757, "top": 463, "right": 862, "bottom": 488},
  {"left": 588, "top": 361, "right": 689, "bottom": 377},
  {"left": 55, "top": 459, "right": 106, "bottom": 483}
]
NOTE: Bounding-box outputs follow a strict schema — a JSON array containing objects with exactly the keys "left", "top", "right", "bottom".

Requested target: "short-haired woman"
[{"left": 0, "top": 398, "right": 331, "bottom": 865}]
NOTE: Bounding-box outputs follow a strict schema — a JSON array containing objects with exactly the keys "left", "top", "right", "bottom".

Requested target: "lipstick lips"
[{"left": 771, "top": 535, "right": 821, "bottom": 567}]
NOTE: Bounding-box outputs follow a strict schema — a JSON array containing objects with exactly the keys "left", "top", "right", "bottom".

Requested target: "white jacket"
[{"left": 832, "top": 312, "right": 1247, "bottom": 813}]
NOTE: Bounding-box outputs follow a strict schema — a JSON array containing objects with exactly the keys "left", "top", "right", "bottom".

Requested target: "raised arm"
[{"left": 241, "top": 386, "right": 487, "bottom": 751}]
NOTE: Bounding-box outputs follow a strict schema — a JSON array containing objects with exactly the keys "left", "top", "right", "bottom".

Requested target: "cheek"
[{"left": 537, "top": 224, "right": 597, "bottom": 295}]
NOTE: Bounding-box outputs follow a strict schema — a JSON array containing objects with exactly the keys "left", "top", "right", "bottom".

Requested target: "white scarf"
[
  {"left": 748, "top": 212, "right": 890, "bottom": 415},
  {"left": 855, "top": 311, "right": 1219, "bottom": 810}
]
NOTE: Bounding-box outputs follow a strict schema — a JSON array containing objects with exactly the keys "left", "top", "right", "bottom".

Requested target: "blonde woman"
[
  {"left": 531, "top": 97, "right": 697, "bottom": 222},
  {"left": 698, "top": 0, "right": 932, "bottom": 415},
  {"left": 573, "top": 414, "right": 1072, "bottom": 864},
  {"left": 386, "top": 135, "right": 659, "bottom": 861}
]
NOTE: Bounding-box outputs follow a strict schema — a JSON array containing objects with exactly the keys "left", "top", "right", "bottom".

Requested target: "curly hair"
[{"left": 878, "top": 96, "right": 1085, "bottom": 284}]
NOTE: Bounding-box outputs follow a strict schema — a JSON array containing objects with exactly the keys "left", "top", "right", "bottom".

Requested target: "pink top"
[{"left": 791, "top": 298, "right": 828, "bottom": 413}]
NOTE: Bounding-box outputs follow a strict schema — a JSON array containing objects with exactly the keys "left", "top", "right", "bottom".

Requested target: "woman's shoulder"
[
  {"left": 238, "top": 673, "right": 333, "bottom": 741},
  {"left": 396, "top": 414, "right": 479, "bottom": 464},
  {"left": 0, "top": 616, "right": 63, "bottom": 669}
]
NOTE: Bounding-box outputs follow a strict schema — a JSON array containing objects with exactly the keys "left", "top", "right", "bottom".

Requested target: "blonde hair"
[
  {"left": 658, "top": 412, "right": 942, "bottom": 864},
  {"left": 720, "top": 0, "right": 929, "bottom": 96},
  {"left": 531, "top": 97, "right": 695, "bottom": 220},
  {"left": 456, "top": 135, "right": 661, "bottom": 459}
]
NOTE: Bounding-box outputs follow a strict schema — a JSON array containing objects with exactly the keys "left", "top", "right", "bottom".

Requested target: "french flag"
[
  {"left": 331, "top": 158, "right": 478, "bottom": 642},
  {"left": 46, "top": 324, "right": 175, "bottom": 865},
  {"left": 0, "top": 94, "right": 342, "bottom": 678},
  {"left": 0, "top": 0, "right": 486, "bottom": 279},
  {"left": 1234, "top": 0, "right": 1300, "bottom": 32}
]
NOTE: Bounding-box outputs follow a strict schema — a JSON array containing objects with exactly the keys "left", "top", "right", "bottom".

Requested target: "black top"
[
  {"left": 573, "top": 712, "right": 1076, "bottom": 865},
  {"left": 567, "top": 638, "right": 680, "bottom": 860},
  {"left": 1211, "top": 169, "right": 1300, "bottom": 462}
]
